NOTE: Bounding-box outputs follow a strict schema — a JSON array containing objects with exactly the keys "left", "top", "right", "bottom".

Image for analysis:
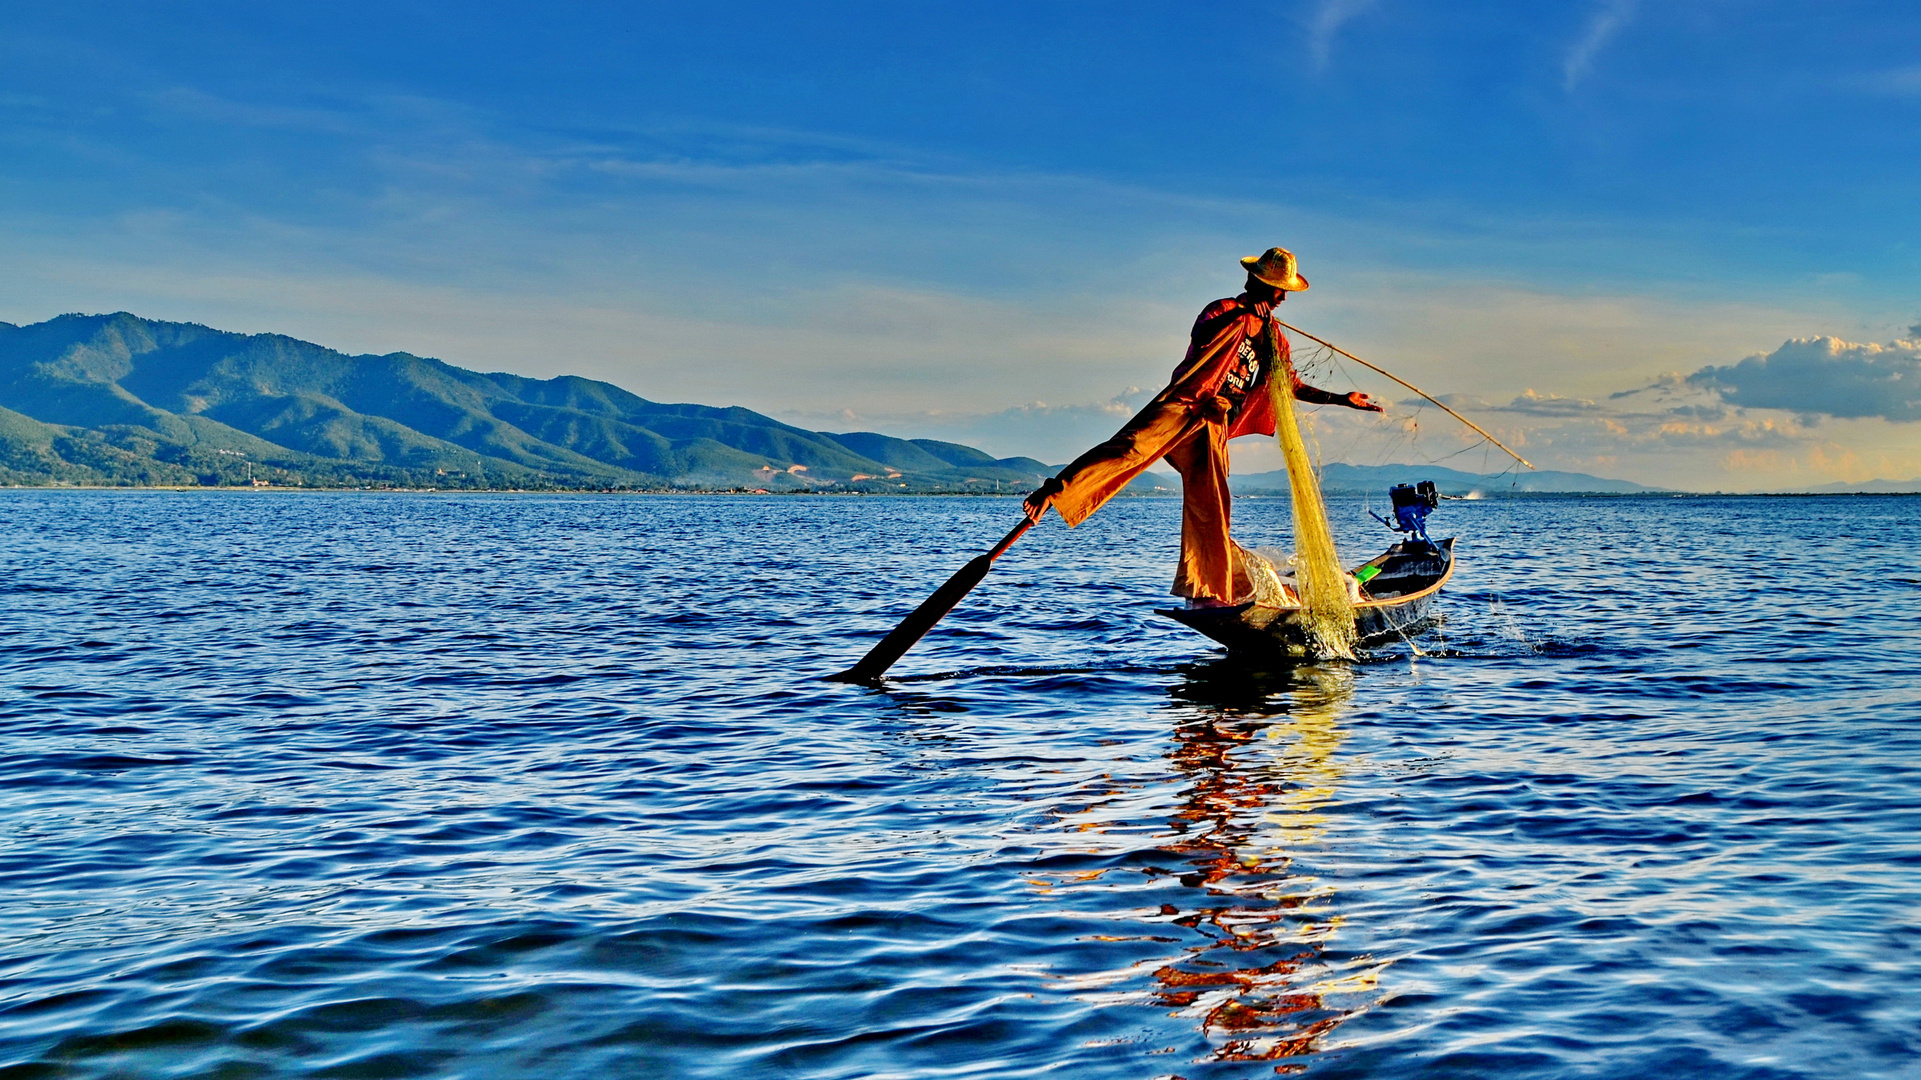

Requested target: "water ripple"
[{"left": 0, "top": 491, "right": 1917, "bottom": 1077}]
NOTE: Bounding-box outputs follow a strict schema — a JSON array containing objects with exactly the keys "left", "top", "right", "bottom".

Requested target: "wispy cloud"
[
  {"left": 1495, "top": 389, "right": 1604, "bottom": 417},
  {"left": 1307, "top": 0, "right": 1376, "bottom": 73},
  {"left": 791, "top": 387, "right": 1158, "bottom": 464},
  {"left": 6, "top": 71, "right": 1909, "bottom": 490},
  {"left": 1564, "top": 0, "right": 1639, "bottom": 91},
  {"left": 1225, "top": 325, "right": 1921, "bottom": 490},
  {"left": 1846, "top": 64, "right": 1921, "bottom": 96}
]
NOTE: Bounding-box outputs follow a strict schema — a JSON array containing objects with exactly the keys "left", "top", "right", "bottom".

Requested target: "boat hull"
[{"left": 1157, "top": 537, "right": 1456, "bottom": 657}]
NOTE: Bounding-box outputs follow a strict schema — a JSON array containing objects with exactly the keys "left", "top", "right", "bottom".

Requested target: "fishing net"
[
  {"left": 1242, "top": 321, "right": 1543, "bottom": 662},
  {"left": 1269, "top": 345, "right": 1358, "bottom": 660},
  {"left": 1240, "top": 545, "right": 1363, "bottom": 610},
  {"left": 1239, "top": 544, "right": 1298, "bottom": 608}
]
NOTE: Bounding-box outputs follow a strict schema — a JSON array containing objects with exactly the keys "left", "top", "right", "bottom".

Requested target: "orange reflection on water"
[{"left": 1149, "top": 664, "right": 1381, "bottom": 1072}]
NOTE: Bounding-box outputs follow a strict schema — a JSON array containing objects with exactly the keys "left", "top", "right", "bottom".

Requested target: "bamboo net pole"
[{"left": 1272, "top": 319, "right": 1535, "bottom": 470}]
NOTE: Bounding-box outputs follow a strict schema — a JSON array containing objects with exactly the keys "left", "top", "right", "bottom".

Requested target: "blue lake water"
[{"left": 2, "top": 490, "right": 1918, "bottom": 1079}]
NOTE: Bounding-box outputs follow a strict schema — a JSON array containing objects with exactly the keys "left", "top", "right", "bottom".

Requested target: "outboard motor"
[{"left": 1372, "top": 480, "right": 1440, "bottom": 542}]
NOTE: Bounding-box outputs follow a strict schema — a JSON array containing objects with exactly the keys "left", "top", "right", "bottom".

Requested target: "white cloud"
[
  {"left": 1564, "top": 0, "right": 1639, "bottom": 91},
  {"left": 1847, "top": 64, "right": 1921, "bottom": 96},
  {"left": 0, "top": 243, "right": 1201, "bottom": 421},
  {"left": 1271, "top": 271, "right": 1834, "bottom": 403},
  {"left": 802, "top": 388, "right": 1158, "bottom": 465},
  {"left": 1230, "top": 333, "right": 1921, "bottom": 491},
  {"left": 1686, "top": 335, "right": 1921, "bottom": 422},
  {"left": 1537, "top": 343, "right": 1919, "bottom": 488},
  {"left": 1497, "top": 389, "right": 1605, "bottom": 417},
  {"left": 1306, "top": 0, "right": 1377, "bottom": 73}
]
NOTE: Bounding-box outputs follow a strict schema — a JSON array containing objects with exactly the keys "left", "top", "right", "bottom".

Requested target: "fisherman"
[{"left": 1022, "top": 247, "right": 1384, "bottom": 608}]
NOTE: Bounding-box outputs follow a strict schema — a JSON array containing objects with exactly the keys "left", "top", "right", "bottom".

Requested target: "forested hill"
[{"left": 0, "top": 313, "right": 1050, "bottom": 491}]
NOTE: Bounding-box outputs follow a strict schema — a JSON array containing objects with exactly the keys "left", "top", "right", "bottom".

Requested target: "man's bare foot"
[{"left": 1022, "top": 477, "right": 1064, "bottom": 524}]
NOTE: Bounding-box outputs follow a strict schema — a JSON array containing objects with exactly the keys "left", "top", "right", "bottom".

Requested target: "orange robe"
[{"left": 1046, "top": 294, "right": 1324, "bottom": 602}]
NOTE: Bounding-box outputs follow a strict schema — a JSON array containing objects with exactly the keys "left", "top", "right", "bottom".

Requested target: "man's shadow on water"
[
  {"left": 1168, "top": 655, "right": 1338, "bottom": 714},
  {"left": 853, "top": 653, "right": 1347, "bottom": 733}
]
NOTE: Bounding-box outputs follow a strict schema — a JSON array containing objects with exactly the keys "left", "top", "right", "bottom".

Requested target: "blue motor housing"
[{"left": 1376, "top": 480, "right": 1440, "bottom": 542}]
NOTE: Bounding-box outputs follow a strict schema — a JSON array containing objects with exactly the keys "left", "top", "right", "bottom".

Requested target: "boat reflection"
[{"left": 1148, "top": 659, "right": 1380, "bottom": 1071}]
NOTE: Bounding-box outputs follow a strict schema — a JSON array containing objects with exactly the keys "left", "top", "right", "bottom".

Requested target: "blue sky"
[{"left": 2, "top": 1, "right": 1918, "bottom": 488}]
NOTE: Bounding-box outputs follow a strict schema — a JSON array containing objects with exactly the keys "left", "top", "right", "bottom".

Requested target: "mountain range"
[
  {"left": 0, "top": 313, "right": 1050, "bottom": 491},
  {"left": 1774, "top": 478, "right": 1921, "bottom": 494},
  {"left": 15, "top": 311, "right": 1887, "bottom": 496}
]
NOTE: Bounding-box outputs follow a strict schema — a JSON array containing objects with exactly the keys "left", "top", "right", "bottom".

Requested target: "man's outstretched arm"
[{"left": 1294, "top": 379, "right": 1385, "bottom": 412}]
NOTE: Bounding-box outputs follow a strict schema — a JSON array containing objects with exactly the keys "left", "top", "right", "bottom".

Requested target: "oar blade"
[
  {"left": 826, "top": 517, "right": 1035, "bottom": 683},
  {"left": 826, "top": 553, "right": 995, "bottom": 682}
]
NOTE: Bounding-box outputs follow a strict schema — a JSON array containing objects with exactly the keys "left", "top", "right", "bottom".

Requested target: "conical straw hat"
[{"left": 1240, "top": 247, "right": 1310, "bottom": 291}]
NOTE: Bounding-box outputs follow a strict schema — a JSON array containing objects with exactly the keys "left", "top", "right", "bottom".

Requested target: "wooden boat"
[{"left": 1157, "top": 537, "right": 1455, "bottom": 656}]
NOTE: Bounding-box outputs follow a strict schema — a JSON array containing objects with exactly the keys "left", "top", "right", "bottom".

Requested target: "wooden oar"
[{"left": 827, "top": 517, "right": 1034, "bottom": 682}]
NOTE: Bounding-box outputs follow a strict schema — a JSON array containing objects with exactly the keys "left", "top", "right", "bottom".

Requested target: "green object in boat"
[{"left": 1354, "top": 564, "right": 1381, "bottom": 584}]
